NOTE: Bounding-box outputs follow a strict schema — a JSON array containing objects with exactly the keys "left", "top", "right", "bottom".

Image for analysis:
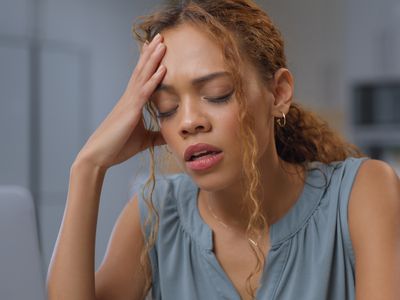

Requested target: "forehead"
[
  {"left": 158, "top": 23, "right": 266, "bottom": 100},
  {"left": 160, "top": 23, "right": 227, "bottom": 84}
]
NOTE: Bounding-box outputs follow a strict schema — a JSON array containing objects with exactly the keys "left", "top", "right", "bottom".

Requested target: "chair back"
[{"left": 0, "top": 186, "right": 46, "bottom": 300}]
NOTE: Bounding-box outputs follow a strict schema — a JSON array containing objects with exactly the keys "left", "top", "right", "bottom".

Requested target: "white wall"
[
  {"left": 37, "top": 0, "right": 164, "bottom": 274},
  {"left": 260, "top": 0, "right": 400, "bottom": 135},
  {"left": 41, "top": 0, "right": 171, "bottom": 274},
  {"left": 0, "top": 0, "right": 163, "bottom": 278},
  {"left": 260, "top": 0, "right": 348, "bottom": 132},
  {"left": 344, "top": 0, "right": 400, "bottom": 80},
  {"left": 0, "top": 0, "right": 32, "bottom": 190},
  {"left": 344, "top": 0, "right": 400, "bottom": 171}
]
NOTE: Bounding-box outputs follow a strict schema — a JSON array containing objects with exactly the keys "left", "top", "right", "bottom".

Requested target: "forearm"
[{"left": 46, "top": 160, "right": 106, "bottom": 300}]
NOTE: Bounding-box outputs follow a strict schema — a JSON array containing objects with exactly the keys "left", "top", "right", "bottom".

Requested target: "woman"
[{"left": 47, "top": 1, "right": 400, "bottom": 299}]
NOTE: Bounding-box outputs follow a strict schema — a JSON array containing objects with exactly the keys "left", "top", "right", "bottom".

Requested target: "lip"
[
  {"left": 186, "top": 152, "right": 224, "bottom": 171},
  {"left": 184, "top": 143, "right": 223, "bottom": 161}
]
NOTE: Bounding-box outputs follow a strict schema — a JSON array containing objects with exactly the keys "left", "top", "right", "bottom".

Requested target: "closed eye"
[
  {"left": 204, "top": 90, "right": 235, "bottom": 103},
  {"left": 156, "top": 106, "right": 178, "bottom": 119},
  {"left": 156, "top": 90, "right": 235, "bottom": 119}
]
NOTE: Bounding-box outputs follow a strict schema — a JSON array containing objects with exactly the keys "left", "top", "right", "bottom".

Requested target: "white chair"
[{"left": 0, "top": 186, "right": 46, "bottom": 300}]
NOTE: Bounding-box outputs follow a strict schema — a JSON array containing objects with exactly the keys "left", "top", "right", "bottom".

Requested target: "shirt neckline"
[{"left": 178, "top": 161, "right": 329, "bottom": 250}]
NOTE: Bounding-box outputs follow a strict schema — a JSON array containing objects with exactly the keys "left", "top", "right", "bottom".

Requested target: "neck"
[{"left": 198, "top": 151, "right": 306, "bottom": 233}]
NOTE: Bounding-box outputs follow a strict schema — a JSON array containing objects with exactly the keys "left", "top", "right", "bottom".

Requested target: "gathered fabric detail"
[{"left": 136, "top": 157, "right": 368, "bottom": 300}]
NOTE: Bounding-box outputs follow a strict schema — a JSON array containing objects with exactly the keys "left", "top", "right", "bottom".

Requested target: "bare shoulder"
[
  {"left": 348, "top": 159, "right": 400, "bottom": 300},
  {"left": 349, "top": 159, "right": 400, "bottom": 235},
  {"left": 349, "top": 159, "right": 400, "bottom": 213},
  {"left": 95, "top": 194, "right": 149, "bottom": 300}
]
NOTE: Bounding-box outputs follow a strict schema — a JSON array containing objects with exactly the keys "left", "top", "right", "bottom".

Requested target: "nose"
[{"left": 179, "top": 100, "right": 211, "bottom": 138}]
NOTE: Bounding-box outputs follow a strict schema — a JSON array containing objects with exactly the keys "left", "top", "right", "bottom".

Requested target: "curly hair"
[{"left": 132, "top": 0, "right": 364, "bottom": 298}]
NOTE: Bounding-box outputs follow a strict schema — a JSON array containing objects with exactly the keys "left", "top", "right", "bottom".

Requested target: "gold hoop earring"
[{"left": 276, "top": 111, "right": 286, "bottom": 127}]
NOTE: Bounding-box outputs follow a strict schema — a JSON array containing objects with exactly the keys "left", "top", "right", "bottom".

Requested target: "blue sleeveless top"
[{"left": 137, "top": 157, "right": 368, "bottom": 300}]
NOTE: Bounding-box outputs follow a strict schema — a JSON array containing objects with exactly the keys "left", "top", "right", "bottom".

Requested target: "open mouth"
[
  {"left": 184, "top": 143, "right": 223, "bottom": 161},
  {"left": 188, "top": 150, "right": 222, "bottom": 161},
  {"left": 183, "top": 143, "right": 224, "bottom": 171}
]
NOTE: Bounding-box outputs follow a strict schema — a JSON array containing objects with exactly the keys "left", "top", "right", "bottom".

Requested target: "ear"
[{"left": 270, "top": 68, "right": 294, "bottom": 117}]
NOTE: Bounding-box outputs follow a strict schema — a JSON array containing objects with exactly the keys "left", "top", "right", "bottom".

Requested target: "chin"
[{"left": 186, "top": 166, "right": 243, "bottom": 192}]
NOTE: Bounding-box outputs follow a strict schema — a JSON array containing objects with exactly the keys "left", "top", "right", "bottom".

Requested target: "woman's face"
[{"left": 150, "top": 23, "right": 276, "bottom": 191}]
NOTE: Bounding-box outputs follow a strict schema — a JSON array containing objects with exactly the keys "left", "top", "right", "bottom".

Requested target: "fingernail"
[{"left": 154, "top": 33, "right": 161, "bottom": 41}]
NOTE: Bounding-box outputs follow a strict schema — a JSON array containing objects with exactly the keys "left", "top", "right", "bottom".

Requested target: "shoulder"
[
  {"left": 348, "top": 159, "right": 400, "bottom": 219},
  {"left": 135, "top": 173, "right": 189, "bottom": 205},
  {"left": 134, "top": 172, "right": 193, "bottom": 223},
  {"left": 348, "top": 159, "right": 400, "bottom": 299}
]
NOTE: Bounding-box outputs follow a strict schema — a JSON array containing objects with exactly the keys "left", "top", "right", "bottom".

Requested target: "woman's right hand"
[{"left": 75, "top": 33, "right": 167, "bottom": 170}]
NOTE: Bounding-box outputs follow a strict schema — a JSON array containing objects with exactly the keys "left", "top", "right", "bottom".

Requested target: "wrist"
[{"left": 71, "top": 156, "right": 108, "bottom": 177}]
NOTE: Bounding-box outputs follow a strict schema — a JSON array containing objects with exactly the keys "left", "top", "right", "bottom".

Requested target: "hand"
[{"left": 75, "top": 33, "right": 167, "bottom": 170}]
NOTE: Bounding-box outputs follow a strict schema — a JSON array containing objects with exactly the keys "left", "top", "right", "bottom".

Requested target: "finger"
[
  {"left": 123, "top": 64, "right": 166, "bottom": 112},
  {"left": 140, "top": 40, "right": 149, "bottom": 54},
  {"left": 139, "top": 65, "right": 166, "bottom": 102},
  {"left": 139, "top": 43, "right": 166, "bottom": 83},
  {"left": 135, "top": 34, "right": 163, "bottom": 74},
  {"left": 126, "top": 36, "right": 163, "bottom": 94},
  {"left": 129, "top": 36, "right": 163, "bottom": 89}
]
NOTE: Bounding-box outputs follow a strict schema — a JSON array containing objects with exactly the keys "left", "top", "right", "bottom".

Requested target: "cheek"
[
  {"left": 222, "top": 116, "right": 240, "bottom": 138},
  {"left": 246, "top": 96, "right": 274, "bottom": 151},
  {"left": 214, "top": 109, "right": 242, "bottom": 149},
  {"left": 255, "top": 108, "right": 274, "bottom": 154},
  {"left": 251, "top": 91, "right": 274, "bottom": 125}
]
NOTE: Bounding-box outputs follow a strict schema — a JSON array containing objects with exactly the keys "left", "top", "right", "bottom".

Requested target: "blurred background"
[{"left": 0, "top": 0, "right": 399, "bottom": 299}]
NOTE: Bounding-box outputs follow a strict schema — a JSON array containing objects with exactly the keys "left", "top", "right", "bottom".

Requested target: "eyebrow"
[{"left": 154, "top": 71, "right": 230, "bottom": 93}]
